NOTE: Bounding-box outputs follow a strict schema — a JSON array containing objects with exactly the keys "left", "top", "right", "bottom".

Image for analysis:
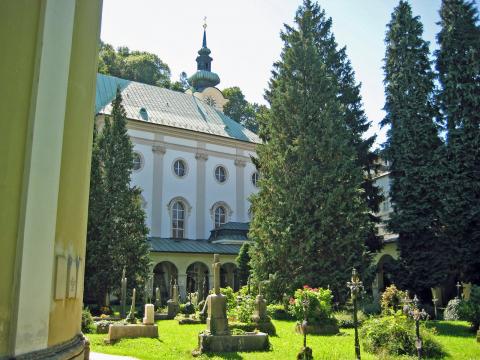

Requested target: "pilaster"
[
  {"left": 151, "top": 143, "right": 166, "bottom": 236},
  {"left": 234, "top": 157, "right": 247, "bottom": 223},
  {"left": 195, "top": 146, "right": 208, "bottom": 239}
]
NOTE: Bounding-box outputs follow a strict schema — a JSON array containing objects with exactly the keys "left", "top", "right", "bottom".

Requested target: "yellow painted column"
[{"left": 0, "top": 0, "right": 102, "bottom": 357}]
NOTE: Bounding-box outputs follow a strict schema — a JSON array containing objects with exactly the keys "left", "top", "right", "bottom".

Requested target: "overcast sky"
[{"left": 100, "top": 0, "right": 466, "bottom": 147}]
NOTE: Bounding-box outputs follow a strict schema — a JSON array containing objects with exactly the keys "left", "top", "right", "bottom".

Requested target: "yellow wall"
[
  {"left": 48, "top": 0, "right": 103, "bottom": 346},
  {"left": 0, "top": 1, "right": 43, "bottom": 355}
]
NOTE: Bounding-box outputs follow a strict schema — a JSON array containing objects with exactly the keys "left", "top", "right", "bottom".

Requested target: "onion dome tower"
[
  {"left": 188, "top": 21, "right": 221, "bottom": 91},
  {"left": 186, "top": 18, "right": 228, "bottom": 111}
]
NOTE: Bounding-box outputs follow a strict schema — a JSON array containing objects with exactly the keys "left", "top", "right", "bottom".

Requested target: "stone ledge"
[
  {"left": 105, "top": 324, "right": 158, "bottom": 344},
  {"left": 13, "top": 333, "right": 86, "bottom": 360},
  {"left": 197, "top": 332, "right": 269, "bottom": 353}
]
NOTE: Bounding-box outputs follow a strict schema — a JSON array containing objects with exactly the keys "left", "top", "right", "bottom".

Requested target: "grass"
[{"left": 88, "top": 319, "right": 479, "bottom": 359}]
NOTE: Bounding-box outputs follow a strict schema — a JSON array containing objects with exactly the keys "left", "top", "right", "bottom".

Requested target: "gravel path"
[{"left": 90, "top": 352, "right": 138, "bottom": 360}]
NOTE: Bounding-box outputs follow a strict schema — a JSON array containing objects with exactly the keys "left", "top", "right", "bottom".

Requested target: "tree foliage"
[
  {"left": 435, "top": 0, "right": 480, "bottom": 284},
  {"left": 98, "top": 41, "right": 189, "bottom": 91},
  {"left": 222, "top": 86, "right": 266, "bottom": 133},
  {"left": 381, "top": 1, "right": 445, "bottom": 295},
  {"left": 250, "top": 0, "right": 371, "bottom": 302},
  {"left": 85, "top": 88, "right": 150, "bottom": 305},
  {"left": 236, "top": 242, "right": 251, "bottom": 287}
]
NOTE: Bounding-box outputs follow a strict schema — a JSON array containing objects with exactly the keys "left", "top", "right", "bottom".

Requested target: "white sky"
[{"left": 100, "top": 0, "right": 452, "bottom": 148}]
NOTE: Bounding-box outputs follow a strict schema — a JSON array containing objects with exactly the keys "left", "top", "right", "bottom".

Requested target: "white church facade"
[{"left": 94, "top": 29, "right": 260, "bottom": 301}]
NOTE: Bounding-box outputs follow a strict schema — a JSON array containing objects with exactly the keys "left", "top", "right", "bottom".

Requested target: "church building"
[{"left": 95, "top": 28, "right": 260, "bottom": 301}]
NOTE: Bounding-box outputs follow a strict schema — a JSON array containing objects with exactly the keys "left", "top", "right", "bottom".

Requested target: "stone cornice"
[{"left": 121, "top": 116, "right": 259, "bottom": 151}]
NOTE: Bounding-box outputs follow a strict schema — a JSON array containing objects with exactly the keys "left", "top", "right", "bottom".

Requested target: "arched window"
[
  {"left": 172, "top": 201, "right": 185, "bottom": 238},
  {"left": 214, "top": 206, "right": 226, "bottom": 228}
]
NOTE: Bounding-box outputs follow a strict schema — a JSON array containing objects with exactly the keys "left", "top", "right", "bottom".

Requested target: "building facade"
[{"left": 95, "top": 29, "right": 260, "bottom": 301}]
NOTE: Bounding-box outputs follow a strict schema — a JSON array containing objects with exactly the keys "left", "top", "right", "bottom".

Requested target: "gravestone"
[
  {"left": 155, "top": 287, "right": 161, "bottom": 310},
  {"left": 195, "top": 254, "right": 269, "bottom": 354},
  {"left": 125, "top": 288, "right": 136, "bottom": 324},
  {"left": 120, "top": 267, "right": 127, "bottom": 318},
  {"left": 251, "top": 279, "right": 276, "bottom": 335},
  {"left": 205, "top": 254, "right": 229, "bottom": 335},
  {"left": 167, "top": 280, "right": 180, "bottom": 318}
]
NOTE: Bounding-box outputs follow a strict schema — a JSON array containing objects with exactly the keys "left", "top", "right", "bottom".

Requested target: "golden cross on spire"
[{"left": 203, "top": 16, "right": 207, "bottom": 30}]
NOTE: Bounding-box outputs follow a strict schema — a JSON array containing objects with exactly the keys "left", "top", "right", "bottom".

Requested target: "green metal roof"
[
  {"left": 95, "top": 73, "right": 260, "bottom": 144},
  {"left": 148, "top": 237, "right": 242, "bottom": 255}
]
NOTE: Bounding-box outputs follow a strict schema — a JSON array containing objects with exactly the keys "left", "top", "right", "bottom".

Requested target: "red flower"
[{"left": 303, "top": 285, "right": 311, "bottom": 289}]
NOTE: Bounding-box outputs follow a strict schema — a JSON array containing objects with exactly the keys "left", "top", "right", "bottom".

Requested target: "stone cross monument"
[{"left": 205, "top": 254, "right": 229, "bottom": 335}]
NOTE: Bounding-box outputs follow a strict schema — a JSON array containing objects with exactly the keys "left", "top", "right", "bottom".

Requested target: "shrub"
[
  {"left": 289, "top": 286, "right": 334, "bottom": 323},
  {"left": 381, "top": 285, "right": 407, "bottom": 313},
  {"left": 220, "top": 287, "right": 236, "bottom": 312},
  {"left": 360, "top": 312, "right": 443, "bottom": 358},
  {"left": 81, "top": 308, "right": 95, "bottom": 334},
  {"left": 233, "top": 294, "right": 255, "bottom": 323},
  {"left": 334, "top": 310, "right": 366, "bottom": 328},
  {"left": 444, "top": 298, "right": 463, "bottom": 321},
  {"left": 267, "top": 304, "right": 293, "bottom": 320},
  {"left": 182, "top": 302, "right": 195, "bottom": 315},
  {"left": 459, "top": 285, "right": 480, "bottom": 330},
  {"left": 362, "top": 300, "right": 381, "bottom": 315}
]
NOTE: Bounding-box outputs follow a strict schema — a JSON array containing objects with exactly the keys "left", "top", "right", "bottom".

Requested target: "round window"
[
  {"left": 173, "top": 159, "right": 187, "bottom": 177},
  {"left": 251, "top": 172, "right": 260, "bottom": 187},
  {"left": 214, "top": 165, "right": 227, "bottom": 183},
  {"left": 133, "top": 152, "right": 143, "bottom": 171}
]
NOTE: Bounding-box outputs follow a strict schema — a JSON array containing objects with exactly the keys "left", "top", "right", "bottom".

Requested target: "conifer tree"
[
  {"left": 250, "top": 0, "right": 370, "bottom": 302},
  {"left": 85, "top": 89, "right": 150, "bottom": 305},
  {"left": 85, "top": 124, "right": 110, "bottom": 303},
  {"left": 316, "top": 12, "right": 383, "bottom": 252},
  {"left": 382, "top": 1, "right": 445, "bottom": 295},
  {"left": 436, "top": 0, "right": 480, "bottom": 283},
  {"left": 236, "top": 242, "right": 251, "bottom": 287}
]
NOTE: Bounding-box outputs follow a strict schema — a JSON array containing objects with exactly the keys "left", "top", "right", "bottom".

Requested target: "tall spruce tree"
[
  {"left": 382, "top": 1, "right": 445, "bottom": 296},
  {"left": 436, "top": 0, "right": 480, "bottom": 284},
  {"left": 250, "top": 0, "right": 370, "bottom": 302},
  {"left": 309, "top": 9, "right": 383, "bottom": 252},
  {"left": 85, "top": 124, "right": 110, "bottom": 303},
  {"left": 85, "top": 89, "right": 150, "bottom": 305}
]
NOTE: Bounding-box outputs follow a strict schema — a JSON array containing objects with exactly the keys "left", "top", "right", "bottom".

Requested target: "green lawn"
[{"left": 88, "top": 320, "right": 479, "bottom": 359}]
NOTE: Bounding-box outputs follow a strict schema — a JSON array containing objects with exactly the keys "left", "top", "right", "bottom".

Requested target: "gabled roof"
[
  {"left": 95, "top": 73, "right": 261, "bottom": 144},
  {"left": 148, "top": 237, "right": 242, "bottom": 255}
]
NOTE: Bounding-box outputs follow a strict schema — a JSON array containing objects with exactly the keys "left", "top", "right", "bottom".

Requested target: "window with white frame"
[
  {"left": 172, "top": 201, "right": 185, "bottom": 238},
  {"left": 251, "top": 171, "right": 260, "bottom": 187},
  {"left": 173, "top": 159, "right": 187, "bottom": 177},
  {"left": 214, "top": 165, "right": 227, "bottom": 183},
  {"left": 132, "top": 151, "right": 143, "bottom": 171},
  {"left": 214, "top": 205, "right": 226, "bottom": 228}
]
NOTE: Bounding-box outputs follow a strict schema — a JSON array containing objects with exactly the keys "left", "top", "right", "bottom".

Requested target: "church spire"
[
  {"left": 202, "top": 16, "right": 207, "bottom": 48},
  {"left": 189, "top": 18, "right": 220, "bottom": 91}
]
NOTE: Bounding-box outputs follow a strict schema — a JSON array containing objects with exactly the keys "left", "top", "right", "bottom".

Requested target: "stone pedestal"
[
  {"left": 251, "top": 294, "right": 276, "bottom": 335},
  {"left": 143, "top": 304, "right": 154, "bottom": 325},
  {"left": 197, "top": 332, "right": 269, "bottom": 353},
  {"left": 206, "top": 293, "right": 229, "bottom": 335},
  {"left": 105, "top": 324, "right": 158, "bottom": 343},
  {"left": 251, "top": 294, "right": 267, "bottom": 323},
  {"left": 167, "top": 299, "right": 179, "bottom": 318}
]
